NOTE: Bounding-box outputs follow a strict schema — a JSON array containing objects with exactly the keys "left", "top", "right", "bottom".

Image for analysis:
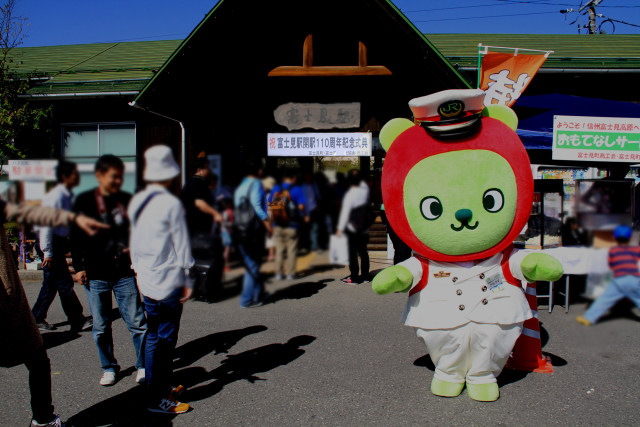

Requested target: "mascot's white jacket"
[{"left": 400, "top": 246, "right": 533, "bottom": 329}]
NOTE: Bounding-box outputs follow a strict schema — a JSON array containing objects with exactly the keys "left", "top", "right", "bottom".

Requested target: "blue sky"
[{"left": 15, "top": 0, "right": 640, "bottom": 47}]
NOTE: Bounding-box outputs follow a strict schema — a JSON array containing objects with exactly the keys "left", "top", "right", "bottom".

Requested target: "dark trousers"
[
  {"left": 143, "top": 288, "right": 183, "bottom": 404},
  {"left": 388, "top": 226, "right": 412, "bottom": 265},
  {"left": 32, "top": 246, "right": 84, "bottom": 326},
  {"left": 192, "top": 235, "right": 224, "bottom": 300},
  {"left": 24, "top": 348, "right": 55, "bottom": 424},
  {"left": 347, "top": 231, "right": 369, "bottom": 281}
]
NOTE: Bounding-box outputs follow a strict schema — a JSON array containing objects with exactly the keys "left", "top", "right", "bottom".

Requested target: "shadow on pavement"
[
  {"left": 66, "top": 325, "right": 272, "bottom": 426},
  {"left": 413, "top": 354, "right": 435, "bottom": 371},
  {"left": 596, "top": 299, "right": 640, "bottom": 323},
  {"left": 66, "top": 384, "right": 176, "bottom": 427},
  {"left": 41, "top": 330, "right": 81, "bottom": 350},
  {"left": 173, "top": 325, "right": 268, "bottom": 369},
  {"left": 296, "top": 263, "right": 344, "bottom": 278},
  {"left": 266, "top": 279, "right": 331, "bottom": 305},
  {"left": 176, "top": 335, "right": 316, "bottom": 402}
]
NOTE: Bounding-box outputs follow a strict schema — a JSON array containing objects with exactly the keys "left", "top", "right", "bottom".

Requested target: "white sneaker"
[
  {"left": 136, "top": 368, "right": 146, "bottom": 384},
  {"left": 99, "top": 371, "right": 116, "bottom": 386},
  {"left": 31, "top": 415, "right": 64, "bottom": 426}
]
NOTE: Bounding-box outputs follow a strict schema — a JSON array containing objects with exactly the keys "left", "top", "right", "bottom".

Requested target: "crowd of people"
[{"left": 1, "top": 148, "right": 377, "bottom": 426}]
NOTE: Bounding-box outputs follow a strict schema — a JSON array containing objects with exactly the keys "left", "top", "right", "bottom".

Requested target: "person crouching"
[{"left": 128, "top": 146, "right": 196, "bottom": 414}]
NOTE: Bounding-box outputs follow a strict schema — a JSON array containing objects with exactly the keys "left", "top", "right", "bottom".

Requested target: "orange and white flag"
[{"left": 478, "top": 45, "right": 552, "bottom": 108}]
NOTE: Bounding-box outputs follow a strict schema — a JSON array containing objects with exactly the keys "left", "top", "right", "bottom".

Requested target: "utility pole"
[
  {"left": 580, "top": 0, "right": 602, "bottom": 34},
  {"left": 560, "top": 0, "right": 604, "bottom": 34}
]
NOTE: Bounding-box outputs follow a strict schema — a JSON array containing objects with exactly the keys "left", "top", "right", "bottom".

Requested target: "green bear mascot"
[{"left": 372, "top": 89, "right": 563, "bottom": 402}]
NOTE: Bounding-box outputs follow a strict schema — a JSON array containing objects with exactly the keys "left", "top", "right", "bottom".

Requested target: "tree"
[{"left": 0, "top": 0, "right": 54, "bottom": 166}]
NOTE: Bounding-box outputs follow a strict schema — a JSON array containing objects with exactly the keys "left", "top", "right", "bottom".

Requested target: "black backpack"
[
  {"left": 348, "top": 202, "right": 376, "bottom": 233},
  {"left": 233, "top": 180, "right": 264, "bottom": 242}
]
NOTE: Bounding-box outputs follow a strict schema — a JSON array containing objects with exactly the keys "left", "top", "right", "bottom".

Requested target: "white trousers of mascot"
[{"left": 399, "top": 249, "right": 533, "bottom": 400}]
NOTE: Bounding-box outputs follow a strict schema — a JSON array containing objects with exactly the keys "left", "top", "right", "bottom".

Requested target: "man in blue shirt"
[
  {"left": 234, "top": 159, "right": 273, "bottom": 308},
  {"left": 268, "top": 170, "right": 309, "bottom": 280},
  {"left": 32, "top": 160, "right": 92, "bottom": 333}
]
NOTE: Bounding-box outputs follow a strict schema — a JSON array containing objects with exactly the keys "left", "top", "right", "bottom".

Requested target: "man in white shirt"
[
  {"left": 128, "top": 145, "right": 195, "bottom": 415},
  {"left": 32, "top": 160, "right": 91, "bottom": 332},
  {"left": 336, "top": 170, "right": 371, "bottom": 284}
]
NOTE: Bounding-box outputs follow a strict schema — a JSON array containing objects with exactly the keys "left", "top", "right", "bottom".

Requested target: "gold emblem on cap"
[{"left": 438, "top": 100, "right": 465, "bottom": 118}]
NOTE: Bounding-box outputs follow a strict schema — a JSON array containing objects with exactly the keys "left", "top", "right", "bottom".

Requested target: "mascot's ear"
[
  {"left": 482, "top": 105, "right": 518, "bottom": 131},
  {"left": 379, "top": 118, "right": 415, "bottom": 152}
]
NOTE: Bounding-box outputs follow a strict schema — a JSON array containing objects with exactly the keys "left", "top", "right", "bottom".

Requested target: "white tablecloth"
[{"left": 543, "top": 246, "right": 612, "bottom": 299}]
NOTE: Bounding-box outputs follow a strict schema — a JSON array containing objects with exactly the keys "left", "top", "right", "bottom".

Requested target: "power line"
[
  {"left": 412, "top": 11, "right": 558, "bottom": 23},
  {"left": 496, "top": 1, "right": 576, "bottom": 5},
  {"left": 404, "top": 4, "right": 519, "bottom": 13}
]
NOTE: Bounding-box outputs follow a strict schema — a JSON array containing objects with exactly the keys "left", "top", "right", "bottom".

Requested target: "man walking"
[
  {"left": 32, "top": 160, "right": 92, "bottom": 333},
  {"left": 234, "top": 159, "right": 272, "bottom": 308},
  {"left": 336, "top": 170, "right": 371, "bottom": 285},
  {"left": 129, "top": 146, "right": 195, "bottom": 414},
  {"left": 181, "top": 157, "right": 223, "bottom": 301},
  {"left": 268, "top": 170, "right": 309, "bottom": 280},
  {"left": 71, "top": 155, "right": 147, "bottom": 386}
]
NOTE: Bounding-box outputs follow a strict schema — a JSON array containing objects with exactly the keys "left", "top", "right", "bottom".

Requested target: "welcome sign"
[{"left": 552, "top": 115, "right": 640, "bottom": 162}]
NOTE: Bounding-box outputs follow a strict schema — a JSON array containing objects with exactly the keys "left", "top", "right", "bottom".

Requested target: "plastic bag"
[{"left": 329, "top": 234, "right": 349, "bottom": 266}]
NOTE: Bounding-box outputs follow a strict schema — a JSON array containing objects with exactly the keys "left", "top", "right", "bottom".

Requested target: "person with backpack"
[
  {"left": 233, "top": 159, "right": 273, "bottom": 308},
  {"left": 180, "top": 157, "right": 223, "bottom": 302},
  {"left": 267, "top": 170, "right": 309, "bottom": 281},
  {"left": 129, "top": 146, "right": 195, "bottom": 414},
  {"left": 336, "top": 169, "right": 371, "bottom": 285}
]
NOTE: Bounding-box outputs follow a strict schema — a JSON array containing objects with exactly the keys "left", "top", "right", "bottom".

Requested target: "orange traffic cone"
[{"left": 505, "top": 282, "right": 553, "bottom": 373}]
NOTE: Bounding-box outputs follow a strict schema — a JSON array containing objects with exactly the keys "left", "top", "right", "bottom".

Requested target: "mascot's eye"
[
  {"left": 483, "top": 189, "right": 504, "bottom": 213},
  {"left": 420, "top": 196, "right": 443, "bottom": 220}
]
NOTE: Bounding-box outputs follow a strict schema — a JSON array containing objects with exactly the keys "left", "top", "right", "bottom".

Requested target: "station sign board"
[{"left": 267, "top": 132, "right": 372, "bottom": 157}]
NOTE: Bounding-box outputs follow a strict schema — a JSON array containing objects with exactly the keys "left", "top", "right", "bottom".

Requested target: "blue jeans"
[
  {"left": 238, "top": 244, "right": 264, "bottom": 307},
  {"left": 88, "top": 276, "right": 147, "bottom": 372},
  {"left": 32, "top": 253, "right": 85, "bottom": 326},
  {"left": 143, "top": 288, "right": 182, "bottom": 403},
  {"left": 584, "top": 274, "right": 640, "bottom": 323}
]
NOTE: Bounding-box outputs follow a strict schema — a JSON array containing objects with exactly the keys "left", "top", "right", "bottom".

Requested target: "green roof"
[
  {"left": 427, "top": 34, "right": 640, "bottom": 70},
  {"left": 7, "top": 40, "right": 182, "bottom": 96},
  {"left": 8, "top": 33, "right": 639, "bottom": 97}
]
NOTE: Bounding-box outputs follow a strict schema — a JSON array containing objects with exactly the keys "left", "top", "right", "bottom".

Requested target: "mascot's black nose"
[{"left": 455, "top": 209, "right": 473, "bottom": 224}]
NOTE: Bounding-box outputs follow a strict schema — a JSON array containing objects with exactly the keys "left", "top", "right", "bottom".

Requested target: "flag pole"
[{"left": 477, "top": 43, "right": 483, "bottom": 89}]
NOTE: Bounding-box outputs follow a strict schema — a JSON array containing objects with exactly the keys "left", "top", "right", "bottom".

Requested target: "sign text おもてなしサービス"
[
  {"left": 268, "top": 133, "right": 372, "bottom": 157},
  {"left": 552, "top": 115, "right": 640, "bottom": 163}
]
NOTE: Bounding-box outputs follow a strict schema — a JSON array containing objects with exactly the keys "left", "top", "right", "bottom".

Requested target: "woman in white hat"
[{"left": 128, "top": 145, "right": 195, "bottom": 415}]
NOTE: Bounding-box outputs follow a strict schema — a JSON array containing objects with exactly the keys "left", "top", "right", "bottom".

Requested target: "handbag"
[
  {"left": 232, "top": 180, "right": 264, "bottom": 243},
  {"left": 329, "top": 234, "right": 349, "bottom": 266}
]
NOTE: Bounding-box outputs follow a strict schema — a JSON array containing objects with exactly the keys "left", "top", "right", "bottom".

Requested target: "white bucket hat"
[{"left": 143, "top": 145, "right": 180, "bottom": 182}]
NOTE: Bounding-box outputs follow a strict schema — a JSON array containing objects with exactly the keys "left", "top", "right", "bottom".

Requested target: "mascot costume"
[{"left": 372, "top": 89, "right": 564, "bottom": 402}]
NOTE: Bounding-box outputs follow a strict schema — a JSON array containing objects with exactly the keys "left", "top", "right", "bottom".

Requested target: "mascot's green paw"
[
  {"left": 521, "top": 253, "right": 564, "bottom": 283},
  {"left": 466, "top": 383, "right": 499, "bottom": 402},
  {"left": 431, "top": 378, "right": 464, "bottom": 397},
  {"left": 372, "top": 265, "right": 413, "bottom": 295}
]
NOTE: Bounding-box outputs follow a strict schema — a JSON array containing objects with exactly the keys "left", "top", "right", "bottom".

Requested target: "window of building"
[{"left": 62, "top": 123, "right": 137, "bottom": 194}]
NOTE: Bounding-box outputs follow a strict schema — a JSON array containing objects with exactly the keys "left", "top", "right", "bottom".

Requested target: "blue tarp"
[{"left": 513, "top": 94, "right": 640, "bottom": 150}]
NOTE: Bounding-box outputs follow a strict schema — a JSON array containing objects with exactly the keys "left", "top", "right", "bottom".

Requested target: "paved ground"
[{"left": 3, "top": 252, "right": 640, "bottom": 426}]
